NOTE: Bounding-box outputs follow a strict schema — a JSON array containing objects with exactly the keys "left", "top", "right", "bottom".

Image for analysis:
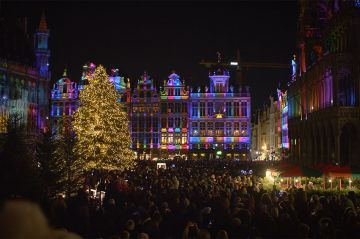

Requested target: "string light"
[{"left": 73, "top": 65, "right": 135, "bottom": 171}]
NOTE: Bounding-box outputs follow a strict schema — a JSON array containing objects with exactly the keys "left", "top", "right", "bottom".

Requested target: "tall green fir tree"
[{"left": 73, "top": 65, "right": 135, "bottom": 171}]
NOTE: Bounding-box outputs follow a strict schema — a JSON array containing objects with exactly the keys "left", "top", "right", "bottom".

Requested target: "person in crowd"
[{"left": 9, "top": 160, "right": 360, "bottom": 239}]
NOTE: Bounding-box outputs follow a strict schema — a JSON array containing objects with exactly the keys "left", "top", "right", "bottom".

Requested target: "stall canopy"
[{"left": 322, "top": 165, "right": 360, "bottom": 178}]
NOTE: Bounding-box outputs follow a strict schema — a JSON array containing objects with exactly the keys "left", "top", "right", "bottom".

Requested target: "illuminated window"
[
  {"left": 241, "top": 102, "right": 247, "bottom": 117},
  {"left": 241, "top": 122, "right": 247, "bottom": 136},
  {"left": 161, "top": 133, "right": 167, "bottom": 144},
  {"left": 207, "top": 102, "right": 213, "bottom": 116},
  {"left": 234, "top": 102, "right": 239, "bottom": 116},
  {"left": 153, "top": 106, "right": 158, "bottom": 113},
  {"left": 192, "top": 122, "right": 199, "bottom": 136},
  {"left": 175, "top": 132, "right": 181, "bottom": 144},
  {"left": 234, "top": 122, "right": 240, "bottom": 136},
  {"left": 168, "top": 133, "right": 173, "bottom": 144},
  {"left": 200, "top": 122, "right": 206, "bottom": 136},
  {"left": 200, "top": 102, "right": 205, "bottom": 117},
  {"left": 226, "top": 122, "right": 232, "bottom": 136},
  {"left": 181, "top": 133, "right": 187, "bottom": 144},
  {"left": 215, "top": 122, "right": 224, "bottom": 136},
  {"left": 192, "top": 102, "right": 198, "bottom": 117},
  {"left": 207, "top": 122, "right": 214, "bottom": 136}
]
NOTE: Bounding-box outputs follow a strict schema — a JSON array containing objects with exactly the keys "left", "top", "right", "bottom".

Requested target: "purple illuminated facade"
[
  {"left": 0, "top": 13, "right": 51, "bottom": 133},
  {"left": 287, "top": 0, "right": 360, "bottom": 165},
  {"left": 189, "top": 64, "right": 251, "bottom": 160},
  {"left": 159, "top": 73, "right": 189, "bottom": 158}
]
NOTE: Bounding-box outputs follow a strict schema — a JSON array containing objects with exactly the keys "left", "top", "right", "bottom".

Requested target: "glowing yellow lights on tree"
[{"left": 73, "top": 65, "right": 135, "bottom": 171}]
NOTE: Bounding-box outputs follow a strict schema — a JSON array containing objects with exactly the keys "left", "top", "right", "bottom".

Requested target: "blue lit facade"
[{"left": 188, "top": 65, "right": 251, "bottom": 160}]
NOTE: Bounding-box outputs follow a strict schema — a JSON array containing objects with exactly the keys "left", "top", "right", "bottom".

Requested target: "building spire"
[
  {"left": 216, "top": 51, "right": 222, "bottom": 63},
  {"left": 63, "top": 68, "right": 67, "bottom": 77},
  {"left": 38, "top": 11, "right": 48, "bottom": 32}
]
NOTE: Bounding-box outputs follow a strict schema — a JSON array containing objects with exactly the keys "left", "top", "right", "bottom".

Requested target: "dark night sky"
[{"left": 2, "top": 1, "right": 298, "bottom": 110}]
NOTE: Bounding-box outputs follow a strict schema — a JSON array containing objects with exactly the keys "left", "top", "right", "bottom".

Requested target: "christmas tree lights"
[{"left": 73, "top": 65, "right": 135, "bottom": 171}]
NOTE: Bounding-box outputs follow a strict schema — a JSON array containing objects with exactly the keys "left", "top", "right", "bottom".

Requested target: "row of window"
[
  {"left": 191, "top": 121, "right": 248, "bottom": 137},
  {"left": 132, "top": 105, "right": 159, "bottom": 113},
  {"left": 191, "top": 102, "right": 248, "bottom": 117},
  {"left": 133, "top": 91, "right": 158, "bottom": 99},
  {"left": 161, "top": 102, "right": 188, "bottom": 113},
  {"left": 131, "top": 117, "right": 159, "bottom": 131},
  {"left": 161, "top": 132, "right": 188, "bottom": 144},
  {"left": 191, "top": 143, "right": 248, "bottom": 149},
  {"left": 161, "top": 117, "right": 187, "bottom": 128},
  {"left": 132, "top": 133, "right": 159, "bottom": 145},
  {"left": 1, "top": 85, "right": 37, "bottom": 102},
  {"left": 51, "top": 105, "right": 76, "bottom": 116},
  {"left": 166, "top": 88, "right": 183, "bottom": 96}
]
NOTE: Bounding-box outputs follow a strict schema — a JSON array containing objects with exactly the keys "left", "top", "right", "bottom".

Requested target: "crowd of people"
[
  {"left": 0, "top": 160, "right": 360, "bottom": 239},
  {"left": 2, "top": 160, "right": 360, "bottom": 239}
]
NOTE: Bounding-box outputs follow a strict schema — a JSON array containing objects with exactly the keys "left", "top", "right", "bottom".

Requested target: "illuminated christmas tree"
[{"left": 73, "top": 65, "right": 135, "bottom": 171}]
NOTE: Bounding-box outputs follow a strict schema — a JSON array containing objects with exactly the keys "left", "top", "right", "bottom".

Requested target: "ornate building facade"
[
  {"left": 287, "top": 0, "right": 360, "bottom": 165},
  {"left": 0, "top": 13, "right": 51, "bottom": 133},
  {"left": 159, "top": 73, "right": 189, "bottom": 158},
  {"left": 50, "top": 69, "right": 79, "bottom": 134},
  {"left": 129, "top": 72, "right": 160, "bottom": 159},
  {"left": 188, "top": 64, "right": 251, "bottom": 160},
  {"left": 251, "top": 96, "right": 281, "bottom": 161}
]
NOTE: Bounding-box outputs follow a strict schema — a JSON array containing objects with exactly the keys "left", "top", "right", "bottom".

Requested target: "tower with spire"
[
  {"left": 34, "top": 12, "right": 50, "bottom": 78},
  {"left": 34, "top": 12, "right": 51, "bottom": 132}
]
